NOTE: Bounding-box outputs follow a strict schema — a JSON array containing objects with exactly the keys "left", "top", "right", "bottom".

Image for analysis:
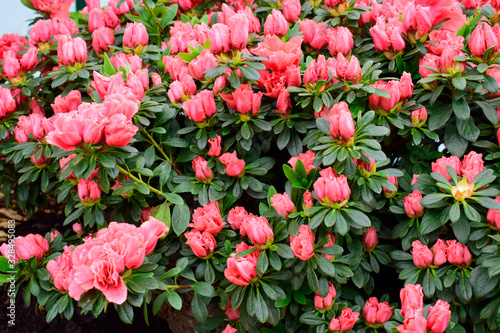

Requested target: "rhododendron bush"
[{"left": 2, "top": 0, "right": 500, "bottom": 331}]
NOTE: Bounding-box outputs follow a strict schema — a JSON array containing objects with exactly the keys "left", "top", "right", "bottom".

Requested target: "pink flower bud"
[
  {"left": 288, "top": 150, "right": 316, "bottom": 173},
  {"left": 431, "top": 239, "right": 448, "bottom": 267},
  {"left": 2, "top": 50, "right": 20, "bottom": 79},
  {"left": 221, "top": 324, "right": 237, "bottom": 333},
  {"left": 369, "top": 80, "right": 401, "bottom": 114},
  {"left": 30, "top": 149, "right": 50, "bottom": 166},
  {"left": 209, "top": 23, "right": 230, "bottom": 53},
  {"left": 303, "top": 190, "right": 314, "bottom": 210},
  {"left": 29, "top": 19, "right": 53, "bottom": 46},
  {"left": 183, "top": 90, "right": 217, "bottom": 123},
  {"left": 78, "top": 178, "right": 102, "bottom": 205},
  {"left": 404, "top": 190, "right": 424, "bottom": 218},
  {"left": 411, "top": 106, "right": 427, "bottom": 128},
  {"left": 314, "top": 282, "right": 336, "bottom": 311},
  {"left": 228, "top": 14, "right": 249, "bottom": 50},
  {"left": 431, "top": 156, "right": 462, "bottom": 182},
  {"left": 362, "top": 227, "right": 378, "bottom": 252},
  {"left": 270, "top": 192, "right": 295, "bottom": 218},
  {"left": 399, "top": 72, "right": 414, "bottom": 101},
  {"left": 487, "top": 196, "right": 500, "bottom": 229},
  {"left": 225, "top": 297, "right": 240, "bottom": 321},
  {"left": 123, "top": 22, "right": 148, "bottom": 51},
  {"left": 290, "top": 225, "right": 315, "bottom": 260},
  {"left": 264, "top": 9, "right": 289, "bottom": 37},
  {"left": 1, "top": 234, "right": 49, "bottom": 264},
  {"left": 383, "top": 176, "right": 398, "bottom": 198},
  {"left": 88, "top": 8, "right": 105, "bottom": 32},
  {"left": 427, "top": 300, "right": 451, "bottom": 333},
  {"left": 354, "top": 153, "right": 376, "bottom": 178},
  {"left": 461, "top": 151, "right": 485, "bottom": 184},
  {"left": 329, "top": 308, "right": 360, "bottom": 332},
  {"left": 20, "top": 46, "right": 38, "bottom": 73},
  {"left": 400, "top": 283, "right": 424, "bottom": 319},
  {"left": 419, "top": 53, "right": 440, "bottom": 80},
  {"left": 192, "top": 156, "right": 214, "bottom": 183},
  {"left": 208, "top": 134, "right": 222, "bottom": 157},
  {"left": 185, "top": 229, "right": 216, "bottom": 259},
  {"left": 363, "top": 297, "right": 394, "bottom": 326},
  {"left": 57, "top": 36, "right": 88, "bottom": 66},
  {"left": 167, "top": 81, "right": 184, "bottom": 105},
  {"left": 151, "top": 73, "right": 162, "bottom": 87},
  {"left": 411, "top": 240, "right": 433, "bottom": 268},
  {"left": 140, "top": 206, "right": 154, "bottom": 223},
  {"left": 446, "top": 240, "right": 472, "bottom": 268},
  {"left": 0, "top": 87, "right": 16, "bottom": 118},
  {"left": 282, "top": 0, "right": 301, "bottom": 22},
  {"left": 219, "top": 151, "right": 246, "bottom": 177},
  {"left": 190, "top": 201, "right": 225, "bottom": 234},
  {"left": 92, "top": 27, "right": 115, "bottom": 54},
  {"left": 241, "top": 215, "right": 274, "bottom": 250},
  {"left": 327, "top": 102, "right": 356, "bottom": 145},
  {"left": 73, "top": 223, "right": 83, "bottom": 236}
]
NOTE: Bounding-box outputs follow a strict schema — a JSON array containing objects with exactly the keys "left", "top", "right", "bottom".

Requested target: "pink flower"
[
  {"left": 227, "top": 207, "right": 249, "bottom": 232},
  {"left": 140, "top": 206, "right": 154, "bottom": 223},
  {"left": 209, "top": 24, "right": 230, "bottom": 54},
  {"left": 220, "top": 84, "right": 263, "bottom": 115},
  {"left": 313, "top": 168, "right": 351, "bottom": 207},
  {"left": 411, "top": 240, "right": 433, "bottom": 268},
  {"left": 208, "top": 135, "right": 222, "bottom": 157},
  {"left": 326, "top": 27, "right": 354, "bottom": 56},
  {"left": 192, "top": 156, "right": 213, "bottom": 182},
  {"left": 52, "top": 90, "right": 82, "bottom": 114},
  {"left": 369, "top": 80, "right": 401, "bottom": 114},
  {"left": 397, "top": 315, "right": 427, "bottom": 333},
  {"left": 0, "top": 33, "right": 28, "bottom": 60},
  {"left": 431, "top": 156, "right": 462, "bottom": 182},
  {"left": 329, "top": 308, "right": 360, "bottom": 332},
  {"left": 264, "top": 9, "right": 289, "bottom": 37},
  {"left": 314, "top": 281, "right": 336, "bottom": 311},
  {"left": 104, "top": 114, "right": 139, "bottom": 147},
  {"left": 57, "top": 36, "right": 88, "bottom": 66},
  {"left": 224, "top": 242, "right": 259, "bottom": 285},
  {"left": 411, "top": 106, "right": 428, "bottom": 128},
  {"left": 487, "top": 196, "right": 500, "bottom": 229},
  {"left": 46, "top": 245, "right": 75, "bottom": 291},
  {"left": 404, "top": 190, "right": 424, "bottom": 218},
  {"left": 469, "top": 23, "right": 498, "bottom": 58},
  {"left": 427, "top": 300, "right": 451, "bottom": 333},
  {"left": 162, "top": 55, "right": 188, "bottom": 81},
  {"left": 0, "top": 234, "right": 49, "bottom": 264},
  {"left": 363, "top": 297, "right": 394, "bottom": 326},
  {"left": 431, "top": 239, "right": 448, "bottom": 267},
  {"left": 461, "top": 151, "right": 485, "bottom": 183},
  {"left": 225, "top": 297, "right": 240, "bottom": 321},
  {"left": 14, "top": 113, "right": 54, "bottom": 143},
  {"left": 78, "top": 178, "right": 102, "bottom": 205},
  {"left": 219, "top": 151, "right": 246, "bottom": 177},
  {"left": 362, "top": 227, "right": 378, "bottom": 252},
  {"left": 400, "top": 283, "right": 424, "bottom": 319},
  {"left": 299, "top": 20, "right": 328, "bottom": 50},
  {"left": 402, "top": 2, "right": 433, "bottom": 40},
  {"left": 228, "top": 14, "right": 249, "bottom": 50},
  {"left": 92, "top": 27, "right": 115, "bottom": 54},
  {"left": 188, "top": 48, "right": 217, "bottom": 80},
  {"left": 140, "top": 217, "right": 170, "bottom": 254},
  {"left": 240, "top": 215, "right": 274, "bottom": 250},
  {"left": 354, "top": 153, "right": 376, "bottom": 178},
  {"left": 29, "top": 0, "right": 75, "bottom": 19},
  {"left": 335, "top": 53, "right": 362, "bottom": 84},
  {"left": 326, "top": 102, "right": 356, "bottom": 145},
  {"left": 88, "top": 8, "right": 105, "bottom": 32},
  {"left": 290, "top": 224, "right": 315, "bottom": 261},
  {"left": 185, "top": 229, "right": 216, "bottom": 259},
  {"left": 0, "top": 87, "right": 16, "bottom": 118},
  {"left": 183, "top": 90, "right": 217, "bottom": 123},
  {"left": 446, "top": 240, "right": 472, "bottom": 268},
  {"left": 251, "top": 35, "right": 303, "bottom": 72},
  {"left": 270, "top": 193, "right": 295, "bottom": 218},
  {"left": 123, "top": 22, "right": 148, "bottom": 52},
  {"left": 288, "top": 150, "right": 316, "bottom": 173},
  {"left": 73, "top": 223, "right": 83, "bottom": 236},
  {"left": 221, "top": 324, "right": 237, "bottom": 333},
  {"left": 303, "top": 190, "right": 314, "bottom": 210},
  {"left": 282, "top": 0, "right": 301, "bottom": 22},
  {"left": 322, "top": 232, "right": 336, "bottom": 261},
  {"left": 190, "top": 201, "right": 225, "bottom": 234}
]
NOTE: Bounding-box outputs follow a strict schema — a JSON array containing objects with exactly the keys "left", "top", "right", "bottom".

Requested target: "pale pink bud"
[
  {"left": 20, "top": 46, "right": 38, "bottom": 73},
  {"left": 183, "top": 90, "right": 217, "bottom": 122},
  {"left": 88, "top": 8, "right": 105, "bottom": 32},
  {"left": 228, "top": 14, "right": 249, "bottom": 50},
  {"left": 404, "top": 190, "right": 424, "bottom": 218},
  {"left": 209, "top": 24, "right": 230, "bottom": 54},
  {"left": 192, "top": 156, "right": 213, "bottom": 182},
  {"left": 264, "top": 9, "right": 289, "bottom": 37},
  {"left": 270, "top": 193, "right": 295, "bottom": 218},
  {"left": 282, "top": 0, "right": 301, "bottom": 22},
  {"left": 123, "top": 22, "right": 148, "bottom": 50},
  {"left": 208, "top": 135, "right": 222, "bottom": 157},
  {"left": 431, "top": 239, "right": 448, "bottom": 267},
  {"left": 92, "top": 27, "right": 115, "bottom": 54},
  {"left": 411, "top": 240, "right": 433, "bottom": 268}
]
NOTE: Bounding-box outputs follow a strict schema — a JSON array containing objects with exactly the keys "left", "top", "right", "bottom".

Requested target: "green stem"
[
  {"left": 166, "top": 285, "right": 192, "bottom": 290},
  {"left": 142, "top": 2, "right": 168, "bottom": 40},
  {"left": 117, "top": 164, "right": 165, "bottom": 197},
  {"left": 141, "top": 129, "right": 182, "bottom": 175}
]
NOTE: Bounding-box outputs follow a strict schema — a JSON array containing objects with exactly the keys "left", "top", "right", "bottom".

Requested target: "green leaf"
[
  {"left": 239, "top": 66, "right": 260, "bottom": 81},
  {"left": 452, "top": 215, "right": 470, "bottom": 244},
  {"left": 257, "top": 251, "right": 269, "bottom": 276},
  {"left": 449, "top": 202, "right": 461, "bottom": 223},
  {"left": 420, "top": 210, "right": 445, "bottom": 234},
  {"left": 134, "top": 182, "right": 150, "bottom": 195},
  {"left": 343, "top": 209, "right": 371, "bottom": 227},
  {"left": 483, "top": 74, "right": 499, "bottom": 93},
  {"left": 452, "top": 97, "right": 470, "bottom": 120},
  {"left": 315, "top": 254, "right": 335, "bottom": 276},
  {"left": 172, "top": 203, "right": 190, "bottom": 235},
  {"left": 115, "top": 302, "right": 134, "bottom": 324},
  {"left": 452, "top": 77, "right": 466, "bottom": 90},
  {"left": 191, "top": 293, "right": 207, "bottom": 322},
  {"left": 274, "top": 244, "right": 295, "bottom": 259},
  {"left": 192, "top": 282, "right": 216, "bottom": 297}
]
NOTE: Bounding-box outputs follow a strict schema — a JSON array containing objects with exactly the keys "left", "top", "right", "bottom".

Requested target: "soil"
[{"left": 0, "top": 197, "right": 174, "bottom": 333}]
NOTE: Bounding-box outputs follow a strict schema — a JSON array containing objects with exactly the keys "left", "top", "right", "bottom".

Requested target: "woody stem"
[{"left": 141, "top": 130, "right": 182, "bottom": 175}]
